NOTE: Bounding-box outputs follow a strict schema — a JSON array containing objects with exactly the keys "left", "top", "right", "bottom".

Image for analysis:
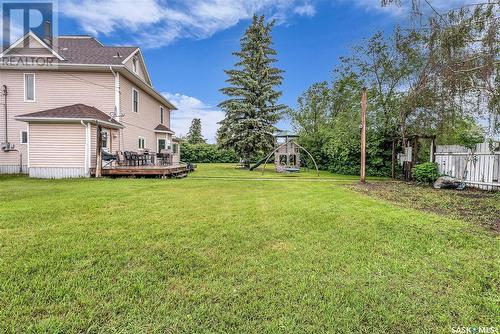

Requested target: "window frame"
[
  {"left": 132, "top": 57, "right": 138, "bottom": 74},
  {"left": 132, "top": 88, "right": 139, "bottom": 113},
  {"left": 101, "top": 128, "right": 110, "bottom": 152},
  {"left": 138, "top": 136, "right": 145, "bottom": 150},
  {"left": 24, "top": 73, "right": 36, "bottom": 102},
  {"left": 160, "top": 106, "right": 164, "bottom": 124},
  {"left": 20, "top": 130, "right": 28, "bottom": 144},
  {"left": 173, "top": 143, "right": 178, "bottom": 154},
  {"left": 157, "top": 138, "right": 166, "bottom": 152}
]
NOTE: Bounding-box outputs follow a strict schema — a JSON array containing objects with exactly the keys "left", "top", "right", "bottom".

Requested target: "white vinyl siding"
[
  {"left": 24, "top": 73, "right": 35, "bottom": 102},
  {"left": 29, "top": 123, "right": 85, "bottom": 168}
]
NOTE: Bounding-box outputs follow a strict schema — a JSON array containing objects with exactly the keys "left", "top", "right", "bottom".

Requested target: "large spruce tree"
[
  {"left": 218, "top": 15, "right": 287, "bottom": 165},
  {"left": 186, "top": 118, "right": 206, "bottom": 144}
]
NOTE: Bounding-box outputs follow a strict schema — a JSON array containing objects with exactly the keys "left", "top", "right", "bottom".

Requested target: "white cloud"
[
  {"left": 347, "top": 0, "right": 484, "bottom": 17},
  {"left": 294, "top": 3, "right": 316, "bottom": 17},
  {"left": 60, "top": 0, "right": 316, "bottom": 47},
  {"left": 163, "top": 92, "right": 224, "bottom": 143}
]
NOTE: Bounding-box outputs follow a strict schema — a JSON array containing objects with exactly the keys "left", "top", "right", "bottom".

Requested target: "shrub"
[{"left": 412, "top": 162, "right": 439, "bottom": 184}]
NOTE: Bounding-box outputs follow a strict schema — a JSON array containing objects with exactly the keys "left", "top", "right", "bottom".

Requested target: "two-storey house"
[{"left": 0, "top": 32, "right": 181, "bottom": 178}]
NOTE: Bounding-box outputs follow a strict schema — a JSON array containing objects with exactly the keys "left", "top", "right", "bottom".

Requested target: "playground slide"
[{"left": 249, "top": 155, "right": 271, "bottom": 171}]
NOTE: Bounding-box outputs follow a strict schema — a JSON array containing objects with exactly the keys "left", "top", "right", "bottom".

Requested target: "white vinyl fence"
[{"left": 434, "top": 142, "right": 500, "bottom": 190}]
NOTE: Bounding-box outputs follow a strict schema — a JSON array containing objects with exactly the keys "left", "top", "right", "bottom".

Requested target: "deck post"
[{"left": 95, "top": 123, "right": 102, "bottom": 178}]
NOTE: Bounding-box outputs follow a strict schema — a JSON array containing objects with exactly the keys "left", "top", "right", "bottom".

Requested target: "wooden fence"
[{"left": 434, "top": 142, "right": 500, "bottom": 190}]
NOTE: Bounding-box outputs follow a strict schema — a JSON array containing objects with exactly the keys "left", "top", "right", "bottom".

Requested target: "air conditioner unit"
[{"left": 1, "top": 142, "right": 14, "bottom": 151}]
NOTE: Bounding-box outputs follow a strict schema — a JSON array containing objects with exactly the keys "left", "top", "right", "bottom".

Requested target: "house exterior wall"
[
  {"left": 1, "top": 65, "right": 178, "bottom": 178},
  {"left": 0, "top": 70, "right": 115, "bottom": 173},
  {"left": 28, "top": 123, "right": 87, "bottom": 178},
  {"left": 119, "top": 75, "right": 171, "bottom": 153}
]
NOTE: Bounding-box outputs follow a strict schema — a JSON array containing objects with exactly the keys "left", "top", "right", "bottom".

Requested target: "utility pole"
[
  {"left": 391, "top": 139, "right": 396, "bottom": 180},
  {"left": 360, "top": 88, "right": 367, "bottom": 183}
]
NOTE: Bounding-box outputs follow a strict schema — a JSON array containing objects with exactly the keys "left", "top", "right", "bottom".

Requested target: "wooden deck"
[{"left": 90, "top": 164, "right": 190, "bottom": 177}]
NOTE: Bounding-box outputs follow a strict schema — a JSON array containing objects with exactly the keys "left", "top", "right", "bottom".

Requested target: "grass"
[
  {"left": 0, "top": 164, "right": 498, "bottom": 333},
  {"left": 189, "top": 163, "right": 385, "bottom": 180},
  {"left": 349, "top": 181, "right": 500, "bottom": 231}
]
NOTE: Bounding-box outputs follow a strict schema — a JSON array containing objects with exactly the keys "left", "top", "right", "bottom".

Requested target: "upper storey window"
[
  {"left": 132, "top": 57, "right": 138, "bottom": 74},
  {"left": 132, "top": 88, "right": 139, "bottom": 113},
  {"left": 24, "top": 73, "right": 35, "bottom": 102}
]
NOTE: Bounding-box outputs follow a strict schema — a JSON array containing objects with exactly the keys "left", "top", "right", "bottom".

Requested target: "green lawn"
[
  {"left": 189, "top": 163, "right": 385, "bottom": 180},
  {"left": 0, "top": 164, "right": 498, "bottom": 333}
]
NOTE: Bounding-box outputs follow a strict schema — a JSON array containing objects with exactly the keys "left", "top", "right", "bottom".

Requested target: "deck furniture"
[
  {"left": 102, "top": 151, "right": 118, "bottom": 167},
  {"left": 157, "top": 149, "right": 173, "bottom": 166}
]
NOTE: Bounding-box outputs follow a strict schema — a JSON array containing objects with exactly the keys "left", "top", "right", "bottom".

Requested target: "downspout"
[
  {"left": 81, "top": 120, "right": 90, "bottom": 176},
  {"left": 110, "top": 66, "right": 122, "bottom": 152},
  {"left": 2, "top": 85, "right": 7, "bottom": 145},
  {"left": 1, "top": 85, "right": 22, "bottom": 173}
]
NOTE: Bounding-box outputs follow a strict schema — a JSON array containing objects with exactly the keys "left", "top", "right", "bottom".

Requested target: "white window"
[
  {"left": 157, "top": 138, "right": 166, "bottom": 152},
  {"left": 160, "top": 106, "right": 164, "bottom": 124},
  {"left": 20, "top": 130, "right": 28, "bottom": 144},
  {"left": 24, "top": 73, "right": 35, "bottom": 102},
  {"left": 132, "top": 88, "right": 139, "bottom": 113},
  {"left": 101, "top": 129, "right": 110, "bottom": 153},
  {"left": 132, "top": 57, "right": 138, "bottom": 74},
  {"left": 138, "top": 136, "right": 145, "bottom": 150}
]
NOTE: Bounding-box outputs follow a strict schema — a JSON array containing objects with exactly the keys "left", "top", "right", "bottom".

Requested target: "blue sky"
[{"left": 15, "top": 0, "right": 477, "bottom": 142}]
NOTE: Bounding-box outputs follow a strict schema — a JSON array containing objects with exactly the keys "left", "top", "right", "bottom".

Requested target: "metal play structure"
[{"left": 249, "top": 131, "right": 319, "bottom": 176}]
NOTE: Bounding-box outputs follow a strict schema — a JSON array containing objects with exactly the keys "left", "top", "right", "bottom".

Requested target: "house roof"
[
  {"left": 56, "top": 36, "right": 138, "bottom": 65},
  {"left": 15, "top": 104, "right": 123, "bottom": 128},
  {"left": 154, "top": 124, "right": 175, "bottom": 134},
  {"left": 1, "top": 34, "right": 177, "bottom": 110}
]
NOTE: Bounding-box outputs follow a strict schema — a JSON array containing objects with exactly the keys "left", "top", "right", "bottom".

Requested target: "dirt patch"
[{"left": 347, "top": 181, "right": 500, "bottom": 232}]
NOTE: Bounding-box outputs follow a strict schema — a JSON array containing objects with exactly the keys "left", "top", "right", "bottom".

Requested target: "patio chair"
[
  {"left": 123, "top": 151, "right": 132, "bottom": 166},
  {"left": 102, "top": 151, "right": 117, "bottom": 167},
  {"left": 115, "top": 151, "right": 125, "bottom": 166},
  {"left": 131, "top": 152, "right": 140, "bottom": 166}
]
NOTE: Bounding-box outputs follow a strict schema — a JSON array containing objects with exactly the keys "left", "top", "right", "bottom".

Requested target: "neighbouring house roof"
[
  {"left": 154, "top": 124, "right": 175, "bottom": 134},
  {"left": 15, "top": 104, "right": 123, "bottom": 128}
]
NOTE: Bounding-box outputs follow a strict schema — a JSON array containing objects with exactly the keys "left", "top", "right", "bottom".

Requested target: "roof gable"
[
  {"left": 123, "top": 49, "right": 152, "bottom": 85},
  {"left": 0, "top": 31, "right": 64, "bottom": 60}
]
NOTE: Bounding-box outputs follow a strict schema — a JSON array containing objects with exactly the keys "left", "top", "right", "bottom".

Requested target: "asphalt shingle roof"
[
  {"left": 16, "top": 104, "right": 122, "bottom": 126},
  {"left": 55, "top": 36, "right": 138, "bottom": 65},
  {"left": 154, "top": 124, "right": 174, "bottom": 132}
]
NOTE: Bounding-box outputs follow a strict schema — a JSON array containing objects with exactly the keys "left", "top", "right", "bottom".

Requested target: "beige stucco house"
[{"left": 0, "top": 32, "right": 181, "bottom": 178}]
